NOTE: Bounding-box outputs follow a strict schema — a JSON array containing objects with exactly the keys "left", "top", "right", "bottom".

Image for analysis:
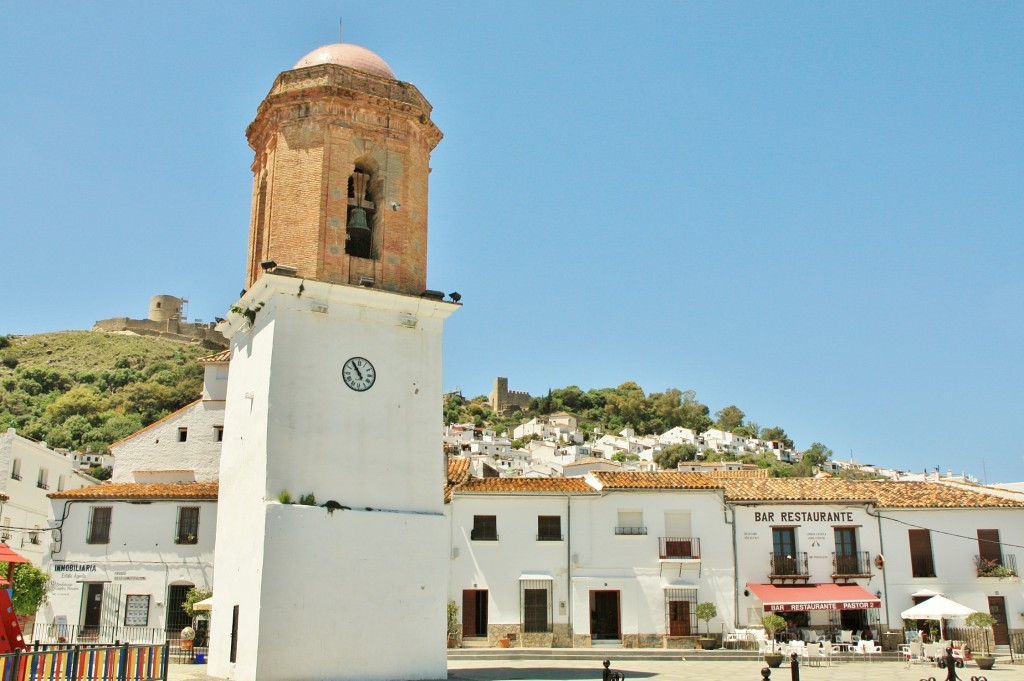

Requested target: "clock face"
[{"left": 342, "top": 357, "right": 376, "bottom": 392}]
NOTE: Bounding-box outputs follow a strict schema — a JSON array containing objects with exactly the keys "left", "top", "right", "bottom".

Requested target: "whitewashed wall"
[
  {"left": 110, "top": 401, "right": 224, "bottom": 483},
  {"left": 573, "top": 489, "right": 734, "bottom": 639},
  {"left": 210, "top": 277, "right": 455, "bottom": 681},
  {"left": 879, "top": 506, "right": 1024, "bottom": 631}
]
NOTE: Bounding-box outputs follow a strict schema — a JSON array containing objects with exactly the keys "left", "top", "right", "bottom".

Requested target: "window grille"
[
  {"left": 664, "top": 587, "right": 697, "bottom": 637},
  {"left": 176, "top": 506, "right": 200, "bottom": 544},
  {"left": 87, "top": 507, "right": 112, "bottom": 544},
  {"left": 520, "top": 580, "right": 552, "bottom": 633}
]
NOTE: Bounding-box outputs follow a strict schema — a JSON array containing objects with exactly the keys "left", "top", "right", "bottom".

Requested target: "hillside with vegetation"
[
  {"left": 444, "top": 382, "right": 839, "bottom": 478},
  {"left": 0, "top": 332, "right": 207, "bottom": 469}
]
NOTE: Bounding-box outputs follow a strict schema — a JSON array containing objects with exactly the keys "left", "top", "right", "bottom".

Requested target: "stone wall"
[{"left": 93, "top": 317, "right": 227, "bottom": 348}]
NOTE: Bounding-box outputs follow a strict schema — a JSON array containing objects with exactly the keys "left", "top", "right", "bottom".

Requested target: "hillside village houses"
[{"left": 29, "top": 347, "right": 1024, "bottom": 651}]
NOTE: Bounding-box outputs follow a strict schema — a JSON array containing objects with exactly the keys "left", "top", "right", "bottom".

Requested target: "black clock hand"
[{"left": 353, "top": 364, "right": 363, "bottom": 380}]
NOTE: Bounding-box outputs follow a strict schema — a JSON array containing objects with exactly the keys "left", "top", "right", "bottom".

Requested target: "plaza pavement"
[{"left": 167, "top": 655, "right": 1024, "bottom": 681}]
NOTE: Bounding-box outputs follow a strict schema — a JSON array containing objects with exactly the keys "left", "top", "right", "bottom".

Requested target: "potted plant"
[
  {"left": 695, "top": 602, "right": 718, "bottom": 649},
  {"left": 965, "top": 612, "right": 997, "bottom": 670},
  {"left": 446, "top": 600, "right": 460, "bottom": 648},
  {"left": 761, "top": 613, "right": 787, "bottom": 668}
]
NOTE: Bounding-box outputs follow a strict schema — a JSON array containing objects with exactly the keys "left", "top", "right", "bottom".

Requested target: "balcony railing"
[
  {"left": 37, "top": 481, "right": 50, "bottom": 490},
  {"left": 659, "top": 536, "right": 701, "bottom": 560},
  {"left": 832, "top": 551, "right": 871, "bottom": 576},
  {"left": 10, "top": 473, "right": 21, "bottom": 481},
  {"left": 537, "top": 533, "right": 563, "bottom": 541},
  {"left": 615, "top": 526, "right": 647, "bottom": 535},
  {"left": 770, "top": 552, "right": 809, "bottom": 578},
  {"left": 975, "top": 553, "right": 1018, "bottom": 578}
]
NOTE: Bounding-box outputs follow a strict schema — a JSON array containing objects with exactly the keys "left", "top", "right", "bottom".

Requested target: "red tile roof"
[
  {"left": 198, "top": 350, "right": 231, "bottom": 364},
  {"left": 455, "top": 477, "right": 595, "bottom": 494},
  {"left": 592, "top": 471, "right": 724, "bottom": 490},
  {"left": 49, "top": 481, "right": 218, "bottom": 500}
]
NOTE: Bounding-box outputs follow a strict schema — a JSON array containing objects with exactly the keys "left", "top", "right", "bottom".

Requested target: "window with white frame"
[{"left": 615, "top": 510, "right": 645, "bottom": 535}]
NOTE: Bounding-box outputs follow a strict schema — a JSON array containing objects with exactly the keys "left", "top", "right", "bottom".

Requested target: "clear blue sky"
[{"left": 2, "top": 3, "right": 1022, "bottom": 481}]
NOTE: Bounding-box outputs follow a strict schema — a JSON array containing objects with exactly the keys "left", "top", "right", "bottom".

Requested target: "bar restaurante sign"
[
  {"left": 754, "top": 510, "right": 855, "bottom": 523},
  {"left": 767, "top": 599, "right": 879, "bottom": 613}
]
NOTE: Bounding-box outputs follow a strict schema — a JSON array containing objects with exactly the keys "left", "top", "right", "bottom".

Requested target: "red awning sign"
[{"left": 747, "top": 583, "right": 881, "bottom": 613}]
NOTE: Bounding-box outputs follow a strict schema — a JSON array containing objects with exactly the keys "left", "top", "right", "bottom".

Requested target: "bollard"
[
  {"left": 601, "top": 659, "right": 625, "bottom": 681},
  {"left": 790, "top": 652, "right": 799, "bottom": 681},
  {"left": 761, "top": 667, "right": 771, "bottom": 680}
]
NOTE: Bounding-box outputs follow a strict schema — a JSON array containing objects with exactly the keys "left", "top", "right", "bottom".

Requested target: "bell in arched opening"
[{"left": 345, "top": 170, "right": 375, "bottom": 259}]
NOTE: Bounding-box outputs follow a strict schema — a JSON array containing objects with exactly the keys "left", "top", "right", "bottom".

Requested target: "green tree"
[
  {"left": 801, "top": 442, "right": 832, "bottom": 468},
  {"left": 695, "top": 602, "right": 717, "bottom": 636},
  {"left": 182, "top": 587, "right": 212, "bottom": 618},
  {"left": 654, "top": 443, "right": 698, "bottom": 470},
  {"left": 714, "top": 405, "right": 745, "bottom": 432},
  {"left": 0, "top": 562, "right": 53, "bottom": 616}
]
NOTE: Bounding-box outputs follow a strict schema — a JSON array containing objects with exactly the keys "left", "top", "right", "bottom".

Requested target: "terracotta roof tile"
[
  {"left": 198, "top": 350, "right": 231, "bottom": 364},
  {"left": 715, "top": 478, "right": 1024, "bottom": 508},
  {"left": 49, "top": 481, "right": 218, "bottom": 500},
  {"left": 455, "top": 478, "right": 594, "bottom": 494},
  {"left": 563, "top": 457, "right": 620, "bottom": 468},
  {"left": 445, "top": 457, "right": 472, "bottom": 503},
  {"left": 592, "top": 471, "right": 724, "bottom": 490},
  {"left": 718, "top": 478, "right": 874, "bottom": 502},
  {"left": 698, "top": 469, "right": 771, "bottom": 479}
]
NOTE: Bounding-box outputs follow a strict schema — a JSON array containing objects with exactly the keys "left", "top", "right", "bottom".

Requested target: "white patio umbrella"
[
  {"left": 900, "top": 595, "right": 975, "bottom": 640},
  {"left": 192, "top": 597, "right": 214, "bottom": 612}
]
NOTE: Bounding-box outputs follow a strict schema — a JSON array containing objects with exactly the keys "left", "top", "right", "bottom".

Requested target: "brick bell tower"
[
  {"left": 210, "top": 43, "right": 457, "bottom": 681},
  {"left": 244, "top": 43, "right": 442, "bottom": 293}
]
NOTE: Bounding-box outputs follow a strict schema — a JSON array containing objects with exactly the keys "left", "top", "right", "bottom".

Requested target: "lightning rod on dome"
[{"left": 339, "top": 17, "right": 343, "bottom": 43}]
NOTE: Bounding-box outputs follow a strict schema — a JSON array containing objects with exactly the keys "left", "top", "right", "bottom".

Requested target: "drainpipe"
[
  {"left": 566, "top": 492, "right": 572, "bottom": 646},
  {"left": 726, "top": 498, "right": 739, "bottom": 627},
  {"left": 865, "top": 504, "right": 889, "bottom": 630}
]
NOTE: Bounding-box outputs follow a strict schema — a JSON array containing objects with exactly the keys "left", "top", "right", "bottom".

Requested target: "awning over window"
[
  {"left": 747, "top": 583, "right": 880, "bottom": 613},
  {"left": 518, "top": 573, "right": 553, "bottom": 581}
]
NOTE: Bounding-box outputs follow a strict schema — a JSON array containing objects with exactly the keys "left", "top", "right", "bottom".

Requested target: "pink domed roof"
[{"left": 292, "top": 43, "right": 395, "bottom": 79}]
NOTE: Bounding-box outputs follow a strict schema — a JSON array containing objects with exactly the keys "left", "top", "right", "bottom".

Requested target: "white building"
[
  {"left": 447, "top": 469, "right": 1024, "bottom": 647},
  {"left": 109, "top": 350, "right": 227, "bottom": 484},
  {"left": 41, "top": 480, "right": 217, "bottom": 641},
  {"left": 0, "top": 428, "right": 96, "bottom": 565}
]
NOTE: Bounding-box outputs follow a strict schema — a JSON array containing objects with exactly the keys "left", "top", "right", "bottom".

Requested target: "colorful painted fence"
[{"left": 0, "top": 643, "right": 168, "bottom": 681}]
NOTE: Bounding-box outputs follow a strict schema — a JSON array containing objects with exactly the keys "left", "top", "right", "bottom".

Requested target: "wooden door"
[
  {"left": 668, "top": 600, "right": 691, "bottom": 636},
  {"left": 83, "top": 583, "right": 103, "bottom": 630},
  {"left": 462, "top": 590, "right": 488, "bottom": 638},
  {"left": 988, "top": 596, "right": 1009, "bottom": 646},
  {"left": 590, "top": 590, "right": 620, "bottom": 640}
]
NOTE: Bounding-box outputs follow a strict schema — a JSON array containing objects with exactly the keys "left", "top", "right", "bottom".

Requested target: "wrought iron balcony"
[
  {"left": 769, "top": 552, "right": 809, "bottom": 579},
  {"left": 615, "top": 526, "right": 647, "bottom": 536},
  {"left": 659, "top": 536, "right": 701, "bottom": 560},
  {"left": 975, "top": 554, "right": 1018, "bottom": 578},
  {"left": 832, "top": 551, "right": 871, "bottom": 577}
]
